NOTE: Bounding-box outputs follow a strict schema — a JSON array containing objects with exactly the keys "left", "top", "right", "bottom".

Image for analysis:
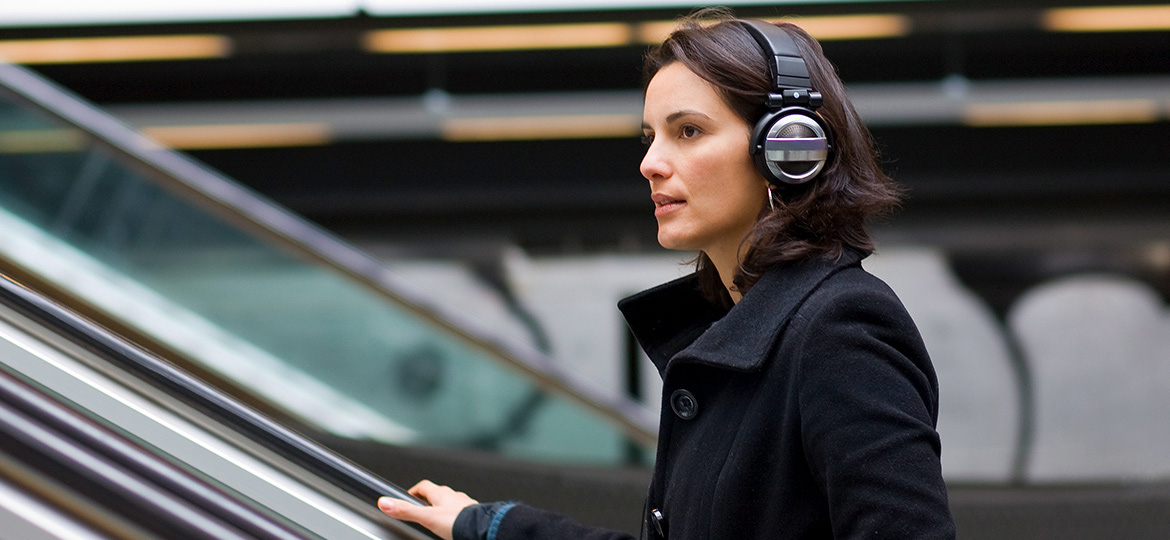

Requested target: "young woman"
[{"left": 379, "top": 11, "right": 955, "bottom": 540}]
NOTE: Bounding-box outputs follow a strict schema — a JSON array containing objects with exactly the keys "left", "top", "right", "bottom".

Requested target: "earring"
[{"left": 767, "top": 186, "right": 776, "bottom": 212}]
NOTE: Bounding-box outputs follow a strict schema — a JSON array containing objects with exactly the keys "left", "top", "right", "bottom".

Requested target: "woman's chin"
[{"left": 656, "top": 230, "right": 698, "bottom": 252}]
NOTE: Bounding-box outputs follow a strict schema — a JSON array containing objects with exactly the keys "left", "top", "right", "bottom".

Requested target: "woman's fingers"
[
  {"left": 379, "top": 497, "right": 449, "bottom": 538},
  {"left": 410, "top": 481, "right": 467, "bottom": 503},
  {"left": 407, "top": 479, "right": 441, "bottom": 500},
  {"left": 379, "top": 480, "right": 478, "bottom": 540}
]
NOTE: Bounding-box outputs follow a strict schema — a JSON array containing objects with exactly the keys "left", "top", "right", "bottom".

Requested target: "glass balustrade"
[{"left": 0, "top": 73, "right": 650, "bottom": 466}]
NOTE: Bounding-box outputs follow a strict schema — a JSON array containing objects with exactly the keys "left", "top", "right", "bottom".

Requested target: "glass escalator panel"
[{"left": 0, "top": 63, "right": 651, "bottom": 466}]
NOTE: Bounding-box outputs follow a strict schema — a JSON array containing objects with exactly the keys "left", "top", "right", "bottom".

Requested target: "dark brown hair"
[{"left": 643, "top": 8, "right": 901, "bottom": 303}]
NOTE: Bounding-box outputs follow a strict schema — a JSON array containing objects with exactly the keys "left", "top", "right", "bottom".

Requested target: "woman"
[{"left": 380, "top": 11, "right": 955, "bottom": 540}]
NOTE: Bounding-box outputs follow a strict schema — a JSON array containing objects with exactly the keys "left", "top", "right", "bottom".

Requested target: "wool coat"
[{"left": 453, "top": 249, "right": 955, "bottom": 540}]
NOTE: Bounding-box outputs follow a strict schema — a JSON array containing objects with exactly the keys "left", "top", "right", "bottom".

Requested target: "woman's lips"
[
  {"left": 654, "top": 200, "right": 685, "bottom": 217},
  {"left": 652, "top": 193, "right": 685, "bottom": 217}
]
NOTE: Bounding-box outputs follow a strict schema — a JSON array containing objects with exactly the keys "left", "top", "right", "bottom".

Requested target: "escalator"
[
  {"left": 0, "top": 271, "right": 428, "bottom": 539},
  {"left": 0, "top": 59, "right": 653, "bottom": 532}
]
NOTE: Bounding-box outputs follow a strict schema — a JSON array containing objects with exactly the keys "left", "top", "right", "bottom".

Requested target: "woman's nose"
[{"left": 640, "top": 143, "right": 670, "bottom": 181}]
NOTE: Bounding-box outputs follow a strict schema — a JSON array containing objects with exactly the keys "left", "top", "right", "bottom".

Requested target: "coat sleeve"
[
  {"left": 793, "top": 278, "right": 956, "bottom": 540},
  {"left": 453, "top": 502, "right": 639, "bottom": 540}
]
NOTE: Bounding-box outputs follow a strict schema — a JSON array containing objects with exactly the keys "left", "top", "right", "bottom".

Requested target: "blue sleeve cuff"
[
  {"left": 452, "top": 502, "right": 518, "bottom": 540},
  {"left": 486, "top": 502, "right": 516, "bottom": 540}
]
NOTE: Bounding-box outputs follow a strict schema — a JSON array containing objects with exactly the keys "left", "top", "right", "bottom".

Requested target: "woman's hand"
[{"left": 378, "top": 480, "right": 478, "bottom": 540}]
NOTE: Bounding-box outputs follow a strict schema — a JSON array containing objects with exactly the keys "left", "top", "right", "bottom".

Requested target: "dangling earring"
[{"left": 766, "top": 185, "right": 776, "bottom": 212}]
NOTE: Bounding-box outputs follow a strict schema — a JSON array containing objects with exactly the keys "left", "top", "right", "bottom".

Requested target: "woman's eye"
[
  {"left": 680, "top": 125, "right": 699, "bottom": 138},
  {"left": 640, "top": 133, "right": 654, "bottom": 146}
]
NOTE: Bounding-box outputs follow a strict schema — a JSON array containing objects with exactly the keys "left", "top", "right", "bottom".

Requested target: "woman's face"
[{"left": 640, "top": 62, "right": 767, "bottom": 257}]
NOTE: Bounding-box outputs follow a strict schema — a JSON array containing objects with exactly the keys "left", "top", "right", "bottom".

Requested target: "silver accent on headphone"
[
  {"left": 762, "top": 115, "right": 828, "bottom": 184},
  {"left": 764, "top": 137, "right": 829, "bottom": 162}
]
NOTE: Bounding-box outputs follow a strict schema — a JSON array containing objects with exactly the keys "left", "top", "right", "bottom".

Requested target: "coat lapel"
[
  {"left": 620, "top": 250, "right": 866, "bottom": 376},
  {"left": 618, "top": 273, "right": 727, "bottom": 376},
  {"left": 675, "top": 250, "right": 864, "bottom": 372}
]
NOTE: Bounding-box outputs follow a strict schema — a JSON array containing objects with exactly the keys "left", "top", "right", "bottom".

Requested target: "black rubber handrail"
[
  {"left": 0, "top": 59, "right": 657, "bottom": 446},
  {"left": 0, "top": 272, "right": 422, "bottom": 512}
]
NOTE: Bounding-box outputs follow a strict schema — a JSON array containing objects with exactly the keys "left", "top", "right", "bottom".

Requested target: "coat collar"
[{"left": 619, "top": 249, "right": 865, "bottom": 375}]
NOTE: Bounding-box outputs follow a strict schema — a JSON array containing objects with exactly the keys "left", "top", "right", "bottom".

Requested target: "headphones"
[{"left": 739, "top": 20, "right": 833, "bottom": 186}]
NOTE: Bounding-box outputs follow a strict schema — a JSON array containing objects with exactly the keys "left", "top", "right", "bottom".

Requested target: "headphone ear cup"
[{"left": 751, "top": 107, "right": 831, "bottom": 186}]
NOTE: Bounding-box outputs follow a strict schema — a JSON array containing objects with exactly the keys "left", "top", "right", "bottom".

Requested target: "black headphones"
[{"left": 739, "top": 20, "right": 833, "bottom": 186}]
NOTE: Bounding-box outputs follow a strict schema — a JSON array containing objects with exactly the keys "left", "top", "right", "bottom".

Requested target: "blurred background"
[{"left": 1, "top": 1, "right": 1169, "bottom": 539}]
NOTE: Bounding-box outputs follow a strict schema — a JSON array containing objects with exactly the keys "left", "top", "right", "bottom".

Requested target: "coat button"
[
  {"left": 670, "top": 389, "right": 698, "bottom": 420},
  {"left": 649, "top": 508, "right": 665, "bottom": 537}
]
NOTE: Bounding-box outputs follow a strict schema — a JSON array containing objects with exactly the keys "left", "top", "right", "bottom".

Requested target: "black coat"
[{"left": 455, "top": 249, "right": 955, "bottom": 540}]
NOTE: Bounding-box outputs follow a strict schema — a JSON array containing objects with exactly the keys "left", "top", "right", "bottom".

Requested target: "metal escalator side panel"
[
  {"left": 0, "top": 365, "right": 317, "bottom": 540},
  {"left": 0, "top": 272, "right": 419, "bottom": 507},
  {"left": 0, "top": 286, "right": 429, "bottom": 540}
]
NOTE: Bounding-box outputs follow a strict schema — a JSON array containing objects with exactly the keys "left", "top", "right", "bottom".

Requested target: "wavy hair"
[{"left": 643, "top": 8, "right": 901, "bottom": 304}]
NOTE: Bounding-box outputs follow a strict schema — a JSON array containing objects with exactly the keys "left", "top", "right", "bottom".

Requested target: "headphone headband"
[
  {"left": 738, "top": 19, "right": 812, "bottom": 90},
  {"left": 737, "top": 19, "right": 833, "bottom": 186}
]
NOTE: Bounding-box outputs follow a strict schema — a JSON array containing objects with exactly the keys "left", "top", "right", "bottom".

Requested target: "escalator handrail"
[
  {"left": 0, "top": 271, "right": 423, "bottom": 511},
  {"left": 0, "top": 59, "right": 657, "bottom": 445},
  {"left": 0, "top": 364, "right": 320, "bottom": 540}
]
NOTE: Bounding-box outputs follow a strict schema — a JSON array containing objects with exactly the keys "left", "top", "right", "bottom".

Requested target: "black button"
[{"left": 670, "top": 389, "right": 698, "bottom": 420}]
